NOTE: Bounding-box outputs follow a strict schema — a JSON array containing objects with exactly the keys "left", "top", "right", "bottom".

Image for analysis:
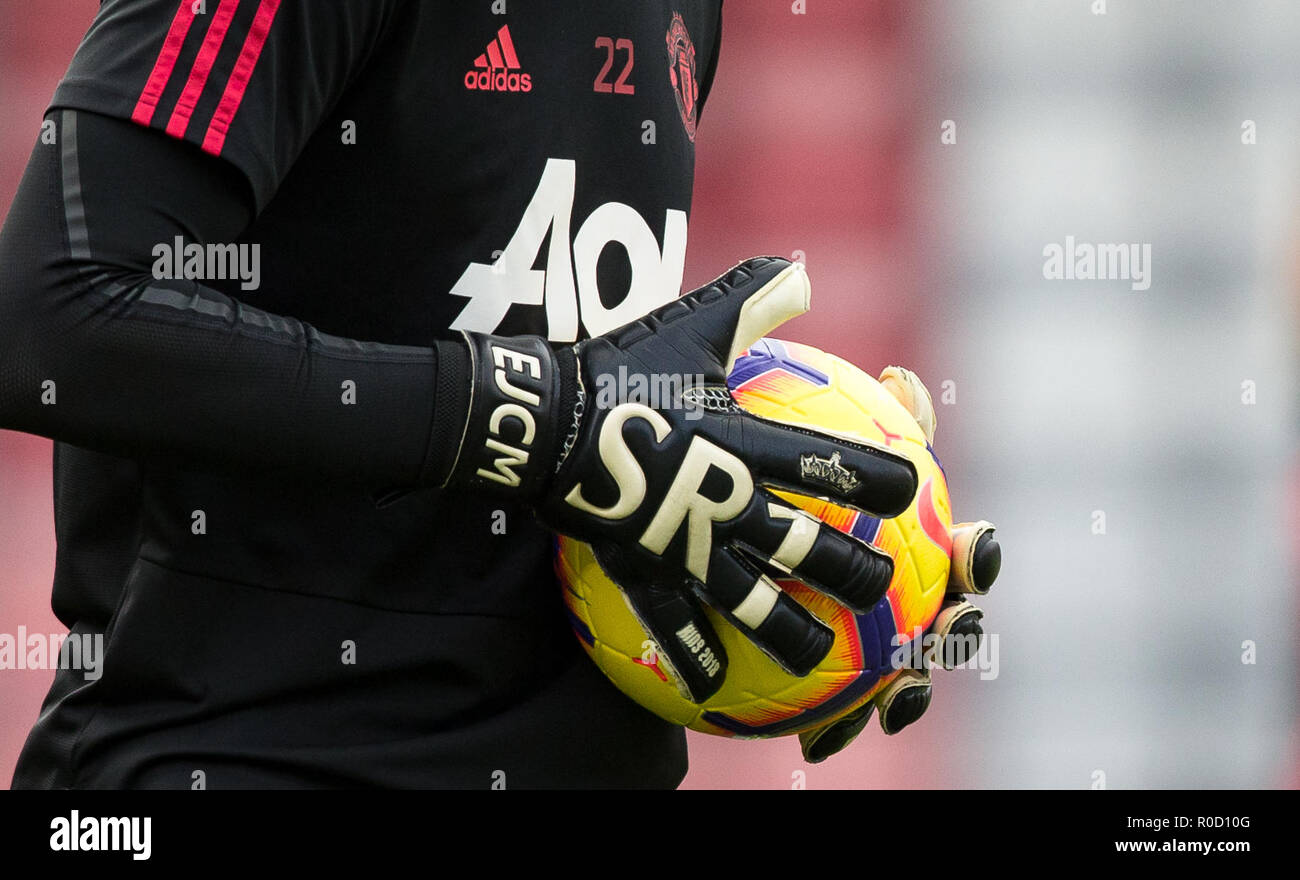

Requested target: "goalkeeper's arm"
[{"left": 0, "top": 109, "right": 470, "bottom": 490}]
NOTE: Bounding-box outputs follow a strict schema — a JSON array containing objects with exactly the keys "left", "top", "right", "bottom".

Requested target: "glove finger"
[
  {"left": 798, "top": 701, "right": 876, "bottom": 764},
  {"left": 949, "top": 520, "right": 1000, "bottom": 595},
  {"left": 697, "top": 546, "right": 834, "bottom": 677},
  {"left": 730, "top": 415, "right": 918, "bottom": 518},
  {"left": 875, "top": 667, "right": 932, "bottom": 735},
  {"left": 618, "top": 590, "right": 729, "bottom": 705},
  {"left": 878, "top": 365, "right": 936, "bottom": 444},
  {"left": 730, "top": 492, "right": 894, "bottom": 614},
  {"left": 592, "top": 543, "right": 728, "bottom": 703},
  {"left": 931, "top": 597, "right": 984, "bottom": 670}
]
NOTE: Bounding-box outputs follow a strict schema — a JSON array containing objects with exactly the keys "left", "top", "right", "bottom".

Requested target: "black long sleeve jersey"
[{"left": 0, "top": 0, "right": 722, "bottom": 788}]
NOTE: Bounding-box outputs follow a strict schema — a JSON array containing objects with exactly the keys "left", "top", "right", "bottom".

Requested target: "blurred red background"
[{"left": 0, "top": 0, "right": 951, "bottom": 788}]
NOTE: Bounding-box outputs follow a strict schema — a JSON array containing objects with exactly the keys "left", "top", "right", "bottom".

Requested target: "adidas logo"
[{"left": 464, "top": 25, "right": 533, "bottom": 92}]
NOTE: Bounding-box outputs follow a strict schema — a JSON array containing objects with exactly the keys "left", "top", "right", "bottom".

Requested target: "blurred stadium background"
[{"left": 1, "top": 0, "right": 1295, "bottom": 789}]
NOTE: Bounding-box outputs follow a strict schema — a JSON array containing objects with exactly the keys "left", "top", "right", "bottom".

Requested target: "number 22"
[{"left": 594, "top": 37, "right": 634, "bottom": 95}]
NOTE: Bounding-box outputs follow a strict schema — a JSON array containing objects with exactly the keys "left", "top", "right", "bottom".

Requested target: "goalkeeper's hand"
[
  {"left": 443, "top": 257, "right": 917, "bottom": 701},
  {"left": 797, "top": 366, "right": 1001, "bottom": 763}
]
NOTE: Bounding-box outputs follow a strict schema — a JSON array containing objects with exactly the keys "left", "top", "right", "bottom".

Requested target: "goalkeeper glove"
[{"left": 442, "top": 257, "right": 918, "bottom": 700}]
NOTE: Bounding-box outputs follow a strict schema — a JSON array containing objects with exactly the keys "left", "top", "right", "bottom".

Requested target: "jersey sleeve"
[
  {"left": 0, "top": 108, "right": 469, "bottom": 493},
  {"left": 50, "top": 0, "right": 400, "bottom": 211}
]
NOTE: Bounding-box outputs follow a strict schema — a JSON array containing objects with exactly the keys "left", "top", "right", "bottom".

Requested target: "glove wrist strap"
[{"left": 443, "top": 331, "right": 575, "bottom": 499}]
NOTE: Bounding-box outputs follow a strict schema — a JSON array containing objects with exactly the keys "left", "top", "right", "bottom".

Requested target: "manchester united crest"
[{"left": 666, "top": 13, "right": 698, "bottom": 141}]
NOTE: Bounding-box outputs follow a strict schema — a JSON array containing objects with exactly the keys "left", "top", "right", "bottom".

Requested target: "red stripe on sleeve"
[
  {"left": 131, "top": 2, "right": 199, "bottom": 126},
  {"left": 201, "top": 0, "right": 282, "bottom": 156},
  {"left": 165, "top": 0, "right": 241, "bottom": 138}
]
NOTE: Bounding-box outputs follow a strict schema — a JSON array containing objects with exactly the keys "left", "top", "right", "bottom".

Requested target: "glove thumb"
[
  {"left": 585, "top": 257, "right": 810, "bottom": 386},
  {"left": 681, "top": 257, "right": 812, "bottom": 375}
]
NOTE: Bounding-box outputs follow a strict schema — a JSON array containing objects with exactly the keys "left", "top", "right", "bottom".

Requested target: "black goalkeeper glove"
[{"left": 441, "top": 257, "right": 917, "bottom": 701}]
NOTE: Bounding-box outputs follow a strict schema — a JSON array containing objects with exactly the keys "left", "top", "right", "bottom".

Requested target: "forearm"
[{"left": 0, "top": 110, "right": 468, "bottom": 489}]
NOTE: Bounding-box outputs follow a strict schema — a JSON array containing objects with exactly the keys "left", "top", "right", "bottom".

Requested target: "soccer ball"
[{"left": 554, "top": 338, "right": 953, "bottom": 739}]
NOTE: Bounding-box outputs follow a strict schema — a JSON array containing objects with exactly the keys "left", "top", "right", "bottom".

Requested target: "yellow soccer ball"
[{"left": 555, "top": 338, "right": 953, "bottom": 738}]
